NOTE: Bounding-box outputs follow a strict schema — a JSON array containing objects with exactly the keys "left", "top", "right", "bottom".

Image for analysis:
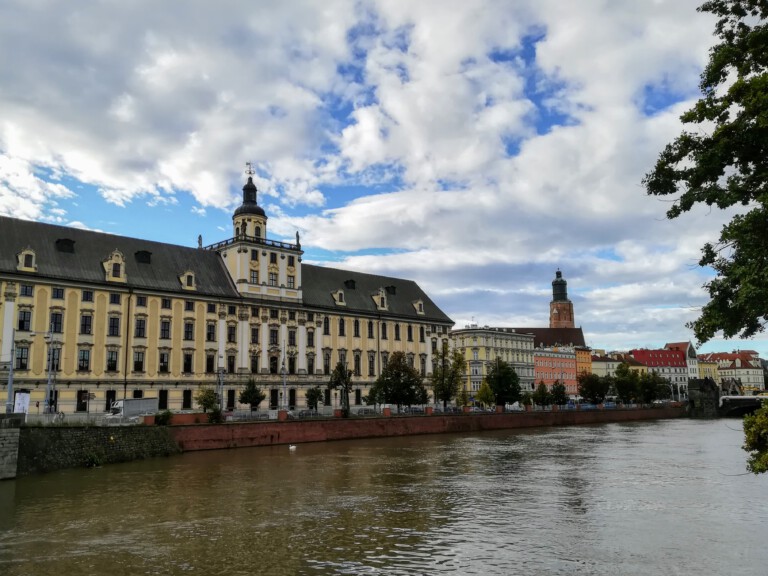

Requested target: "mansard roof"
[
  {"left": 505, "top": 327, "right": 586, "bottom": 348},
  {"left": 0, "top": 216, "right": 239, "bottom": 297},
  {"left": 301, "top": 264, "right": 453, "bottom": 325}
]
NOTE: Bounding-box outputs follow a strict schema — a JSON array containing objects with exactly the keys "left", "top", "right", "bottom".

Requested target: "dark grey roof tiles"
[
  {"left": 301, "top": 264, "right": 453, "bottom": 324},
  {"left": 0, "top": 216, "right": 239, "bottom": 297}
]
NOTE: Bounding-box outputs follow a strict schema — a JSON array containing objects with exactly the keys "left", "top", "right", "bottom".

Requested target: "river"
[{"left": 0, "top": 418, "right": 765, "bottom": 575}]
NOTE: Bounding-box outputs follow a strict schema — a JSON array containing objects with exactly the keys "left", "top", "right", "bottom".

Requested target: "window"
[
  {"left": 108, "top": 316, "right": 120, "bottom": 337},
  {"left": 368, "top": 352, "right": 375, "bottom": 376},
  {"left": 106, "top": 350, "right": 118, "bottom": 372},
  {"left": 206, "top": 322, "right": 216, "bottom": 342},
  {"left": 111, "top": 263, "right": 121, "bottom": 278},
  {"left": 381, "top": 352, "right": 388, "bottom": 368},
  {"left": 307, "top": 356, "right": 315, "bottom": 374},
  {"left": 17, "top": 310, "right": 31, "bottom": 331},
  {"left": 270, "top": 253, "right": 277, "bottom": 264},
  {"left": 207, "top": 303, "right": 216, "bottom": 314},
  {"left": 354, "top": 354, "right": 361, "bottom": 376},
  {"left": 323, "top": 317, "right": 330, "bottom": 336},
  {"left": 159, "top": 352, "right": 170, "bottom": 373},
  {"left": 307, "top": 312, "right": 314, "bottom": 322},
  {"left": 185, "top": 300, "right": 194, "bottom": 312},
  {"left": 160, "top": 320, "right": 171, "bottom": 339},
  {"left": 206, "top": 353, "right": 216, "bottom": 374},
  {"left": 307, "top": 331, "right": 314, "bottom": 348},
  {"left": 419, "top": 326, "right": 425, "bottom": 343},
  {"left": 50, "top": 312, "right": 63, "bottom": 333},
  {"left": 251, "top": 326, "right": 259, "bottom": 344},
  {"left": 15, "top": 346, "right": 29, "bottom": 370},
  {"left": 270, "top": 329, "right": 278, "bottom": 346},
  {"left": 270, "top": 309, "right": 278, "bottom": 319},
  {"left": 133, "top": 351, "right": 145, "bottom": 372},
  {"left": 24, "top": 254, "right": 34, "bottom": 268},
  {"left": 183, "top": 353, "right": 193, "bottom": 373},
  {"left": 252, "top": 306, "right": 260, "bottom": 317},
  {"left": 184, "top": 321, "right": 194, "bottom": 340},
  {"left": 324, "top": 353, "right": 331, "bottom": 375},
  {"left": 250, "top": 270, "right": 259, "bottom": 284},
  {"left": 250, "top": 354, "right": 259, "bottom": 374},
  {"left": 354, "top": 319, "right": 360, "bottom": 338},
  {"left": 288, "top": 255, "right": 295, "bottom": 267},
  {"left": 20, "top": 284, "right": 33, "bottom": 297},
  {"left": 110, "top": 293, "right": 121, "bottom": 305},
  {"left": 270, "top": 357, "right": 278, "bottom": 374},
  {"left": 287, "top": 275, "right": 295, "bottom": 289},
  {"left": 368, "top": 321, "right": 374, "bottom": 339},
  {"left": 381, "top": 322, "right": 388, "bottom": 340},
  {"left": 52, "top": 287, "right": 64, "bottom": 299},
  {"left": 227, "top": 325, "right": 236, "bottom": 343},
  {"left": 78, "top": 349, "right": 91, "bottom": 372},
  {"left": 50, "top": 347, "right": 61, "bottom": 371},
  {"left": 227, "top": 355, "right": 235, "bottom": 373},
  {"left": 182, "top": 390, "right": 192, "bottom": 410},
  {"left": 407, "top": 325, "right": 413, "bottom": 342},
  {"left": 394, "top": 324, "right": 400, "bottom": 341},
  {"left": 288, "top": 329, "right": 296, "bottom": 347},
  {"left": 288, "top": 311, "right": 295, "bottom": 320},
  {"left": 339, "top": 318, "right": 345, "bottom": 337},
  {"left": 251, "top": 249, "right": 258, "bottom": 261},
  {"left": 186, "top": 274, "right": 194, "bottom": 287},
  {"left": 288, "top": 356, "right": 296, "bottom": 374},
  {"left": 228, "top": 305, "right": 236, "bottom": 315},
  {"left": 135, "top": 317, "right": 146, "bottom": 338},
  {"left": 136, "top": 295, "right": 147, "bottom": 307},
  {"left": 161, "top": 298, "right": 171, "bottom": 309},
  {"left": 82, "top": 290, "right": 93, "bottom": 302},
  {"left": 268, "top": 272, "right": 278, "bottom": 287}
]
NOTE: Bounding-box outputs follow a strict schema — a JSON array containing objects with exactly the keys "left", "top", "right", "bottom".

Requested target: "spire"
[{"left": 552, "top": 269, "right": 569, "bottom": 302}]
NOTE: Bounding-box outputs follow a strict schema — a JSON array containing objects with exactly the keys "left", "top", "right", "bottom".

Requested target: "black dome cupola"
[
  {"left": 552, "top": 269, "right": 569, "bottom": 302},
  {"left": 234, "top": 175, "right": 266, "bottom": 219}
]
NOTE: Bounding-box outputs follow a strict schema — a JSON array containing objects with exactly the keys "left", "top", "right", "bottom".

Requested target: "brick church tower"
[{"left": 549, "top": 269, "right": 575, "bottom": 329}]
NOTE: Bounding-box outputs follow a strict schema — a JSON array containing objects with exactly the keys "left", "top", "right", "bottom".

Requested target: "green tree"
[
  {"left": 195, "top": 386, "right": 218, "bottom": 413},
  {"left": 532, "top": 381, "right": 552, "bottom": 407},
  {"left": 577, "top": 372, "right": 610, "bottom": 405},
  {"left": 305, "top": 386, "right": 323, "bottom": 411},
  {"left": 431, "top": 343, "right": 465, "bottom": 409},
  {"left": 520, "top": 391, "right": 533, "bottom": 407},
  {"left": 239, "top": 378, "right": 266, "bottom": 411},
  {"left": 457, "top": 388, "right": 470, "bottom": 407},
  {"left": 486, "top": 358, "right": 521, "bottom": 409},
  {"left": 743, "top": 400, "right": 768, "bottom": 473},
  {"left": 643, "top": 0, "right": 768, "bottom": 343},
  {"left": 363, "top": 382, "right": 385, "bottom": 407},
  {"left": 638, "top": 372, "right": 672, "bottom": 404},
  {"left": 328, "top": 361, "right": 353, "bottom": 417},
  {"left": 614, "top": 363, "right": 639, "bottom": 404},
  {"left": 375, "top": 351, "right": 427, "bottom": 412},
  {"left": 475, "top": 382, "right": 496, "bottom": 408},
  {"left": 550, "top": 380, "right": 569, "bottom": 406}
]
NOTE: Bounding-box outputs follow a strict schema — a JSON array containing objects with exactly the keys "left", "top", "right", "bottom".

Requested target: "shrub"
[
  {"left": 208, "top": 407, "right": 223, "bottom": 424},
  {"left": 155, "top": 410, "right": 173, "bottom": 426}
]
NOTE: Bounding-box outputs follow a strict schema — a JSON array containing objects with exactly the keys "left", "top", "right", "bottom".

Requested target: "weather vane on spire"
[{"left": 245, "top": 161, "right": 255, "bottom": 177}]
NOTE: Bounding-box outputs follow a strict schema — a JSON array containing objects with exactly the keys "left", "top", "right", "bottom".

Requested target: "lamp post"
[
  {"left": 5, "top": 328, "right": 15, "bottom": 414},
  {"left": 281, "top": 358, "right": 287, "bottom": 410},
  {"left": 44, "top": 327, "right": 56, "bottom": 414},
  {"left": 217, "top": 354, "right": 225, "bottom": 412}
]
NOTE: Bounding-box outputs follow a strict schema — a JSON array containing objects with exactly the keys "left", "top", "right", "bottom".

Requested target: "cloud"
[{"left": 2, "top": 0, "right": 762, "bottom": 354}]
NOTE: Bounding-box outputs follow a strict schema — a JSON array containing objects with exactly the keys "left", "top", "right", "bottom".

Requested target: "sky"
[{"left": 0, "top": 0, "right": 764, "bottom": 357}]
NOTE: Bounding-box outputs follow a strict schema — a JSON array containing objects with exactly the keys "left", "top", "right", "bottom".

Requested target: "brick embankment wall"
[
  {"left": 16, "top": 426, "right": 181, "bottom": 477},
  {"left": 170, "top": 406, "right": 685, "bottom": 452}
]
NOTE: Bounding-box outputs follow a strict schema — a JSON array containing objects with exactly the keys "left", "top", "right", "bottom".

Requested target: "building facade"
[
  {"left": 0, "top": 176, "right": 453, "bottom": 415},
  {"left": 533, "top": 346, "right": 578, "bottom": 396},
  {"left": 450, "top": 325, "right": 535, "bottom": 395},
  {"left": 629, "top": 348, "right": 689, "bottom": 399},
  {"left": 698, "top": 351, "right": 765, "bottom": 392}
]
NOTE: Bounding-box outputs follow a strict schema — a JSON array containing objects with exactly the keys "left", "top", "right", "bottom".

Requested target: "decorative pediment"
[
  {"left": 103, "top": 249, "right": 127, "bottom": 283},
  {"left": 179, "top": 269, "right": 197, "bottom": 291},
  {"left": 16, "top": 247, "right": 37, "bottom": 272}
]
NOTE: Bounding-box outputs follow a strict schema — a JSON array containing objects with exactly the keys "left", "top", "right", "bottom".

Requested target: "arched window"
[{"left": 323, "top": 317, "right": 330, "bottom": 336}]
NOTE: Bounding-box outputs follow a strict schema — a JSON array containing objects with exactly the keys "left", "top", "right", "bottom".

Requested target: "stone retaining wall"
[
  {"left": 0, "top": 414, "right": 23, "bottom": 480},
  {"left": 16, "top": 425, "right": 181, "bottom": 477}
]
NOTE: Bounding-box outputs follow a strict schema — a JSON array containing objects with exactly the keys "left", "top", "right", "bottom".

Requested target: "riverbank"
[{"left": 9, "top": 405, "right": 686, "bottom": 478}]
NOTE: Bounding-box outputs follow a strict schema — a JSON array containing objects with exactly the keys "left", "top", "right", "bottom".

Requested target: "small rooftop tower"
[{"left": 550, "top": 269, "right": 575, "bottom": 328}]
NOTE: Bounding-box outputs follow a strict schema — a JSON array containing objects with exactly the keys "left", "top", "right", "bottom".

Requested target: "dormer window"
[
  {"left": 413, "top": 300, "right": 425, "bottom": 315},
  {"left": 374, "top": 288, "right": 388, "bottom": 311},
  {"left": 103, "top": 250, "right": 127, "bottom": 283},
  {"left": 17, "top": 248, "right": 37, "bottom": 272},
  {"left": 333, "top": 290, "right": 346, "bottom": 306},
  {"left": 179, "top": 270, "right": 197, "bottom": 291}
]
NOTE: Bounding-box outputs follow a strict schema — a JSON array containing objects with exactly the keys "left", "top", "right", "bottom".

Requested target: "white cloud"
[{"left": 1, "top": 0, "right": 759, "bottom": 354}]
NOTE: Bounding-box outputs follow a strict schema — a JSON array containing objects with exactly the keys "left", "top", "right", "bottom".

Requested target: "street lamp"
[
  {"left": 44, "top": 328, "right": 57, "bottom": 414},
  {"left": 217, "top": 354, "right": 225, "bottom": 412},
  {"left": 281, "top": 357, "right": 287, "bottom": 410}
]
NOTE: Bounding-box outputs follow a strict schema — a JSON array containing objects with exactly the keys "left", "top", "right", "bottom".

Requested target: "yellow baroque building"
[{"left": 0, "top": 176, "right": 453, "bottom": 415}]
